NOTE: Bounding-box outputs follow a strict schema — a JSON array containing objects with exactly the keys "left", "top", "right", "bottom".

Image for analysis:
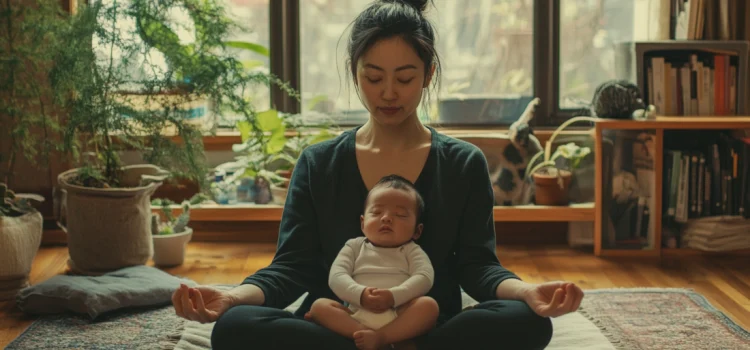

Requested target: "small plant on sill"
[
  {"left": 526, "top": 116, "right": 597, "bottom": 205},
  {"left": 0, "top": 182, "right": 44, "bottom": 217},
  {"left": 150, "top": 198, "right": 190, "bottom": 236}
]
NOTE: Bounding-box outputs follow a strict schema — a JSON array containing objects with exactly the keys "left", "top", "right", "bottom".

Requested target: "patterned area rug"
[
  {"left": 579, "top": 288, "right": 750, "bottom": 350},
  {"left": 5, "top": 288, "right": 749, "bottom": 350}
]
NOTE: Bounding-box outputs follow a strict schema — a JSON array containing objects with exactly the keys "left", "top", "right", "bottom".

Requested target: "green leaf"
[
  {"left": 241, "top": 60, "right": 265, "bottom": 70},
  {"left": 224, "top": 41, "right": 270, "bottom": 57},
  {"left": 257, "top": 110, "right": 282, "bottom": 132},
  {"left": 243, "top": 168, "right": 257, "bottom": 178},
  {"left": 237, "top": 120, "right": 253, "bottom": 142},
  {"left": 266, "top": 129, "right": 287, "bottom": 155},
  {"left": 308, "top": 130, "right": 334, "bottom": 145}
]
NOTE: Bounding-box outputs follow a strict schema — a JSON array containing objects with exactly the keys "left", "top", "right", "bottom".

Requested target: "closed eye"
[
  {"left": 398, "top": 78, "right": 414, "bottom": 84},
  {"left": 367, "top": 77, "right": 382, "bottom": 83}
]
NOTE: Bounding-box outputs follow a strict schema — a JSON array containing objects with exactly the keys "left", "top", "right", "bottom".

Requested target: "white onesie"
[{"left": 328, "top": 236, "right": 434, "bottom": 329}]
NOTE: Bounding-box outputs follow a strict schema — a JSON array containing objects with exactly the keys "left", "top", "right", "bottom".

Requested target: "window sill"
[
  {"left": 152, "top": 202, "right": 595, "bottom": 222},
  {"left": 197, "top": 127, "right": 594, "bottom": 151}
]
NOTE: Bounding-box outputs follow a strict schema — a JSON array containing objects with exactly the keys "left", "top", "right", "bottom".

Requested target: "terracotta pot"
[{"left": 533, "top": 169, "right": 573, "bottom": 206}]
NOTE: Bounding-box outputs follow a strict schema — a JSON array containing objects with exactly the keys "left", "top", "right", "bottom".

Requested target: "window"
[
  {"left": 93, "top": 0, "right": 271, "bottom": 128},
  {"left": 299, "top": 0, "right": 534, "bottom": 125},
  {"left": 94, "top": 0, "right": 659, "bottom": 128},
  {"left": 559, "top": 0, "right": 650, "bottom": 111}
]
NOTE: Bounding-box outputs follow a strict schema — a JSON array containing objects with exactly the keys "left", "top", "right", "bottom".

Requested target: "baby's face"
[{"left": 361, "top": 187, "right": 421, "bottom": 248}]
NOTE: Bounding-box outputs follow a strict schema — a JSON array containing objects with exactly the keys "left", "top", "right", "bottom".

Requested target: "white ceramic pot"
[
  {"left": 271, "top": 185, "right": 288, "bottom": 206},
  {"left": 152, "top": 227, "right": 193, "bottom": 267}
]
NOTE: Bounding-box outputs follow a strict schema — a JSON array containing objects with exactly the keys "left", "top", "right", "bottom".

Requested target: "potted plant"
[
  {"left": 228, "top": 109, "right": 336, "bottom": 205},
  {"left": 526, "top": 116, "right": 597, "bottom": 206},
  {"left": 0, "top": 183, "right": 44, "bottom": 300},
  {"left": 51, "top": 1, "right": 280, "bottom": 274},
  {"left": 150, "top": 198, "right": 192, "bottom": 267}
]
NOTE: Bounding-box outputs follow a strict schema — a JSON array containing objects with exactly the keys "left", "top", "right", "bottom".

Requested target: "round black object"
[{"left": 591, "top": 80, "right": 645, "bottom": 119}]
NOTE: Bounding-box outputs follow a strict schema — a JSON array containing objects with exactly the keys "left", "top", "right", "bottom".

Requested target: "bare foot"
[{"left": 353, "top": 329, "right": 385, "bottom": 350}]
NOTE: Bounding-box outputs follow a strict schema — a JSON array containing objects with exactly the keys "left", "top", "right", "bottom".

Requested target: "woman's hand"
[
  {"left": 172, "top": 283, "right": 235, "bottom": 323},
  {"left": 523, "top": 281, "right": 584, "bottom": 318}
]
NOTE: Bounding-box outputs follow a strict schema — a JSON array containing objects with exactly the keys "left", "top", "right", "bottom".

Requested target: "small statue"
[
  {"left": 491, "top": 98, "right": 542, "bottom": 206},
  {"left": 253, "top": 175, "right": 273, "bottom": 205}
]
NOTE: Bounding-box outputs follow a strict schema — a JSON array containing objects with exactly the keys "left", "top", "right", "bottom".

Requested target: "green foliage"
[
  {"left": 150, "top": 197, "right": 196, "bottom": 235},
  {"left": 232, "top": 109, "right": 336, "bottom": 184},
  {"left": 54, "top": 0, "right": 290, "bottom": 189},
  {"left": 0, "top": 182, "right": 41, "bottom": 217},
  {"left": 0, "top": 0, "right": 70, "bottom": 188},
  {"left": 527, "top": 116, "right": 597, "bottom": 179}
]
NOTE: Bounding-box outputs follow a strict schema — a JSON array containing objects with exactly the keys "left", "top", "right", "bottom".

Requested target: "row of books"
[
  {"left": 646, "top": 53, "right": 738, "bottom": 116},
  {"left": 661, "top": 131, "right": 750, "bottom": 248}
]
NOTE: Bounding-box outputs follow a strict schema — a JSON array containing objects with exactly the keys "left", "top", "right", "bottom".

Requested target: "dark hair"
[
  {"left": 347, "top": 0, "right": 441, "bottom": 102},
  {"left": 364, "top": 174, "right": 425, "bottom": 225}
]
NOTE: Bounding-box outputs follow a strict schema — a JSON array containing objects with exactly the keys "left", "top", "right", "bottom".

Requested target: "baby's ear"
[
  {"left": 413, "top": 223, "right": 424, "bottom": 240},
  {"left": 360, "top": 215, "right": 365, "bottom": 231}
]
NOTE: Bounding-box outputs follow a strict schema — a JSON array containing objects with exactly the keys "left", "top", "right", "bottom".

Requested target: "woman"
[{"left": 172, "top": 0, "right": 584, "bottom": 349}]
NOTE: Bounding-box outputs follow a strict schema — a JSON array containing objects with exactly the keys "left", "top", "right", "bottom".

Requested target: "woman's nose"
[{"left": 381, "top": 81, "right": 397, "bottom": 101}]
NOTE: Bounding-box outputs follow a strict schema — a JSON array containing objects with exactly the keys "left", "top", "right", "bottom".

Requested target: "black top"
[{"left": 243, "top": 125, "right": 520, "bottom": 319}]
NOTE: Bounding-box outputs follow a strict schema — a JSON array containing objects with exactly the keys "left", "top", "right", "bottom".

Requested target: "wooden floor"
[{"left": 1, "top": 243, "right": 749, "bottom": 347}]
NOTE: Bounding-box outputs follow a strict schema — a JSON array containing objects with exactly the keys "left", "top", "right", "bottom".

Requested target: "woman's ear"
[
  {"left": 413, "top": 223, "right": 424, "bottom": 240},
  {"left": 424, "top": 63, "right": 436, "bottom": 88}
]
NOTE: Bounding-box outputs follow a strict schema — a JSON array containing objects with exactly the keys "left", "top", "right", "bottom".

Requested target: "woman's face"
[{"left": 356, "top": 36, "right": 433, "bottom": 127}]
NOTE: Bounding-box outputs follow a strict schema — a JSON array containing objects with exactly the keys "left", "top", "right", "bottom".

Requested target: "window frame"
[{"left": 272, "top": 0, "right": 585, "bottom": 128}]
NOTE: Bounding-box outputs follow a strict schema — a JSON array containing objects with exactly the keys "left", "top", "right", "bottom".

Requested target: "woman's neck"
[{"left": 357, "top": 115, "right": 430, "bottom": 152}]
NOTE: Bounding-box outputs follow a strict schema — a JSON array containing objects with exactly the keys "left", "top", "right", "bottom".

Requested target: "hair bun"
[{"left": 382, "top": 0, "right": 429, "bottom": 13}]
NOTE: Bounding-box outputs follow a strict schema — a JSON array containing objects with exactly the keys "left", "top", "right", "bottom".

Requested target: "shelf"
[
  {"left": 493, "top": 202, "right": 595, "bottom": 222},
  {"left": 152, "top": 204, "right": 283, "bottom": 222},
  {"left": 595, "top": 116, "right": 750, "bottom": 130},
  {"left": 152, "top": 202, "right": 596, "bottom": 222}
]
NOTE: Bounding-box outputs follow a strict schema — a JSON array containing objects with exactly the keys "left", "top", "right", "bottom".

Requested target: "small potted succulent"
[
  {"left": 526, "top": 116, "right": 597, "bottom": 206},
  {"left": 150, "top": 199, "right": 192, "bottom": 267},
  {"left": 0, "top": 183, "right": 44, "bottom": 300}
]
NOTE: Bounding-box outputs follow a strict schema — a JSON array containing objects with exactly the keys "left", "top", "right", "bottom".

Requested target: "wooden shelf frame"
[
  {"left": 594, "top": 116, "right": 750, "bottom": 257},
  {"left": 152, "top": 202, "right": 596, "bottom": 223}
]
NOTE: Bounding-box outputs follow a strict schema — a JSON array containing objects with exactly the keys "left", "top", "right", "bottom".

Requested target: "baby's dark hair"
[
  {"left": 347, "top": 0, "right": 441, "bottom": 98},
  {"left": 365, "top": 174, "right": 425, "bottom": 224}
]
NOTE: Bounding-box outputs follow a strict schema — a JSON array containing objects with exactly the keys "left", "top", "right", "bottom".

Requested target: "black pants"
[{"left": 211, "top": 300, "right": 553, "bottom": 350}]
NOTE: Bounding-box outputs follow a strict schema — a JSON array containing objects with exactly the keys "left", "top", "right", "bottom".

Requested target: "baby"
[{"left": 306, "top": 174, "right": 439, "bottom": 350}]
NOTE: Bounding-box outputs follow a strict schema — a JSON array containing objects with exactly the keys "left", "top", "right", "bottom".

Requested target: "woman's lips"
[{"left": 379, "top": 107, "right": 401, "bottom": 115}]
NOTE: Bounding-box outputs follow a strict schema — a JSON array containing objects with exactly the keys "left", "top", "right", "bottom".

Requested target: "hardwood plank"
[{"left": 1, "top": 243, "right": 748, "bottom": 348}]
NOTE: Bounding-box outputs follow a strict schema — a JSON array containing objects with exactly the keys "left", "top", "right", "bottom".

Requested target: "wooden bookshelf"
[
  {"left": 594, "top": 115, "right": 750, "bottom": 257},
  {"left": 152, "top": 202, "right": 595, "bottom": 223},
  {"left": 596, "top": 116, "right": 750, "bottom": 130},
  {"left": 493, "top": 203, "right": 594, "bottom": 222}
]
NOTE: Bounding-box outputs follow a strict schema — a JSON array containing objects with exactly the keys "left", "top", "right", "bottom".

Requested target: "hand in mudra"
[
  {"left": 525, "top": 281, "right": 584, "bottom": 318},
  {"left": 360, "top": 287, "right": 394, "bottom": 313},
  {"left": 172, "top": 283, "right": 234, "bottom": 323}
]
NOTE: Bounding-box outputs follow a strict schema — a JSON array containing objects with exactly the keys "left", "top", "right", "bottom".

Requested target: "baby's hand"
[
  {"left": 360, "top": 287, "right": 391, "bottom": 313},
  {"left": 371, "top": 289, "right": 395, "bottom": 309}
]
